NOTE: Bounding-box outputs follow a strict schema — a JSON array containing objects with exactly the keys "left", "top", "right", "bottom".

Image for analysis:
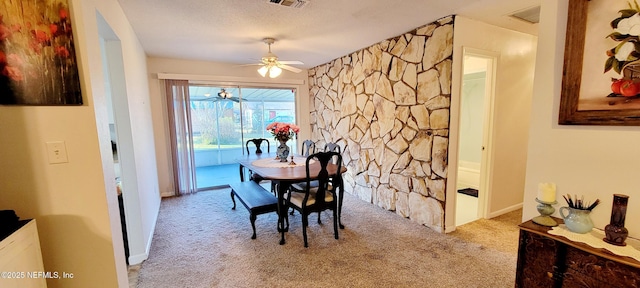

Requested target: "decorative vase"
[
  {"left": 276, "top": 139, "right": 290, "bottom": 162},
  {"left": 559, "top": 207, "right": 594, "bottom": 234},
  {"left": 604, "top": 194, "right": 629, "bottom": 246}
]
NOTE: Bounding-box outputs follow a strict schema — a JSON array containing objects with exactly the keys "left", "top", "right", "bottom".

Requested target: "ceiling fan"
[
  {"left": 246, "top": 38, "right": 304, "bottom": 78},
  {"left": 204, "top": 89, "right": 239, "bottom": 102}
]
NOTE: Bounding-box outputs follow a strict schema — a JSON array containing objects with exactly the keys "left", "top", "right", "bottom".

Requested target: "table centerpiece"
[{"left": 266, "top": 121, "right": 299, "bottom": 162}]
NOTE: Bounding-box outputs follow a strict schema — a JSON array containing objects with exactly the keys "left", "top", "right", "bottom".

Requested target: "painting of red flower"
[{"left": 0, "top": 0, "right": 82, "bottom": 105}]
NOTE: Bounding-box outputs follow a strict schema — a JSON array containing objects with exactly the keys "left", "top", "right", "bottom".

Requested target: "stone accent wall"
[{"left": 307, "top": 16, "right": 454, "bottom": 232}]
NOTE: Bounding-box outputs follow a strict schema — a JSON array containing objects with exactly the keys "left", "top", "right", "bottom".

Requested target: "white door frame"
[
  {"left": 465, "top": 47, "right": 499, "bottom": 220},
  {"left": 446, "top": 46, "right": 498, "bottom": 232},
  {"left": 98, "top": 15, "right": 146, "bottom": 265}
]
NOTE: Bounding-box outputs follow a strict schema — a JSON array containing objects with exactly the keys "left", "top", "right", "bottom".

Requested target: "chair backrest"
[
  {"left": 323, "top": 142, "right": 341, "bottom": 154},
  {"left": 323, "top": 142, "right": 341, "bottom": 164},
  {"left": 301, "top": 139, "right": 316, "bottom": 156},
  {"left": 304, "top": 151, "right": 342, "bottom": 207},
  {"left": 246, "top": 138, "right": 270, "bottom": 154}
]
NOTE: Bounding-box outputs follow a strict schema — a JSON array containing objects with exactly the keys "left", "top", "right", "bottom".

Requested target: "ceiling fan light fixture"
[
  {"left": 258, "top": 66, "right": 269, "bottom": 77},
  {"left": 252, "top": 37, "right": 302, "bottom": 77},
  {"left": 269, "top": 66, "right": 282, "bottom": 78},
  {"left": 218, "top": 89, "right": 232, "bottom": 99}
]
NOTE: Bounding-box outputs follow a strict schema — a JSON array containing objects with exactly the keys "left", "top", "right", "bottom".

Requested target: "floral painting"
[
  {"left": 0, "top": 0, "right": 82, "bottom": 105},
  {"left": 576, "top": 0, "right": 640, "bottom": 110}
]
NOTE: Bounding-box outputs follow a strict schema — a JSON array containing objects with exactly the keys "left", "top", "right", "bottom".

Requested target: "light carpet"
[{"left": 135, "top": 188, "right": 520, "bottom": 288}]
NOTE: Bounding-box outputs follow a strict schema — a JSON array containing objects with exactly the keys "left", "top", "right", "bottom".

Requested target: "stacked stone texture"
[{"left": 308, "top": 17, "right": 454, "bottom": 232}]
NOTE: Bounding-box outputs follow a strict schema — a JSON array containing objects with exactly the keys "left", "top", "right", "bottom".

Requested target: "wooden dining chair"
[
  {"left": 246, "top": 138, "right": 270, "bottom": 154},
  {"left": 324, "top": 142, "right": 341, "bottom": 154},
  {"left": 244, "top": 138, "right": 271, "bottom": 187},
  {"left": 301, "top": 139, "right": 316, "bottom": 156},
  {"left": 284, "top": 151, "right": 342, "bottom": 247},
  {"left": 290, "top": 141, "right": 342, "bottom": 214},
  {"left": 288, "top": 139, "right": 317, "bottom": 215}
]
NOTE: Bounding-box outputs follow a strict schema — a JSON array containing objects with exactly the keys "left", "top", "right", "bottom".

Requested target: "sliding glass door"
[{"left": 189, "top": 85, "right": 296, "bottom": 189}]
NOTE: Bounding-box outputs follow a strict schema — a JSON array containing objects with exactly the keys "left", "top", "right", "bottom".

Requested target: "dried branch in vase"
[{"left": 562, "top": 194, "right": 600, "bottom": 211}]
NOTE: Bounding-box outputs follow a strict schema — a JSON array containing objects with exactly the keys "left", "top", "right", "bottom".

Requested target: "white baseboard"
[
  {"left": 488, "top": 202, "right": 523, "bottom": 219},
  {"left": 445, "top": 225, "right": 456, "bottom": 233},
  {"left": 160, "top": 190, "right": 174, "bottom": 197},
  {"left": 128, "top": 252, "right": 148, "bottom": 265},
  {"left": 457, "top": 161, "right": 480, "bottom": 190},
  {"left": 128, "top": 201, "right": 160, "bottom": 265}
]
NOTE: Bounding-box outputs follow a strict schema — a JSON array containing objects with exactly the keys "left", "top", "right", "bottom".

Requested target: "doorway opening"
[
  {"left": 97, "top": 13, "right": 137, "bottom": 267},
  {"left": 455, "top": 48, "right": 497, "bottom": 227},
  {"left": 188, "top": 85, "right": 297, "bottom": 190}
]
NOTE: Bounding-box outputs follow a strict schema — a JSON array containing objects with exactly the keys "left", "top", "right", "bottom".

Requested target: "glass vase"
[
  {"left": 604, "top": 194, "right": 629, "bottom": 246},
  {"left": 276, "top": 139, "right": 290, "bottom": 162}
]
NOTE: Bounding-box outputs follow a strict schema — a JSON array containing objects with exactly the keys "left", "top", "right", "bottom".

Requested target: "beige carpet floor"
[
  {"left": 134, "top": 188, "right": 522, "bottom": 288},
  {"left": 450, "top": 208, "right": 522, "bottom": 254}
]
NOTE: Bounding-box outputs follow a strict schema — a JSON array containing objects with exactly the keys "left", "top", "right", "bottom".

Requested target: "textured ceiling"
[{"left": 117, "top": 0, "right": 540, "bottom": 69}]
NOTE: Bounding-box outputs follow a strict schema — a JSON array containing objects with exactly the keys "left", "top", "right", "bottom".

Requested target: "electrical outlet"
[{"left": 46, "top": 141, "right": 69, "bottom": 164}]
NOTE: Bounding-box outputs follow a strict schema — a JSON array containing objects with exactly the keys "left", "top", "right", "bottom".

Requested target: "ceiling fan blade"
[
  {"left": 236, "top": 63, "right": 264, "bottom": 67},
  {"left": 278, "top": 64, "right": 302, "bottom": 73},
  {"left": 278, "top": 60, "right": 304, "bottom": 65},
  {"left": 216, "top": 95, "right": 240, "bottom": 103}
]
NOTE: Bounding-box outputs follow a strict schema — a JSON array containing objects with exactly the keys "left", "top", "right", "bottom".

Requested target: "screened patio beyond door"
[{"left": 189, "top": 85, "right": 297, "bottom": 189}]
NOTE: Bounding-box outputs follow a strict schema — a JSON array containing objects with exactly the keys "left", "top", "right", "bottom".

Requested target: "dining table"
[{"left": 238, "top": 152, "right": 347, "bottom": 245}]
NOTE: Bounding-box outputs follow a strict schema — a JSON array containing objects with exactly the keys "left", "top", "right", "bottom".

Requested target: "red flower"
[
  {"left": 29, "top": 40, "right": 42, "bottom": 54},
  {"left": 3, "top": 65, "right": 23, "bottom": 81},
  {"left": 266, "top": 122, "right": 299, "bottom": 141},
  {"left": 32, "top": 29, "right": 50, "bottom": 43},
  {"left": 0, "top": 51, "right": 6, "bottom": 65},
  {"left": 49, "top": 24, "right": 58, "bottom": 35},
  {"left": 59, "top": 9, "right": 68, "bottom": 19},
  {"left": 6, "top": 53, "right": 23, "bottom": 67},
  {"left": 55, "top": 46, "right": 70, "bottom": 58},
  {"left": 0, "top": 24, "right": 10, "bottom": 41}
]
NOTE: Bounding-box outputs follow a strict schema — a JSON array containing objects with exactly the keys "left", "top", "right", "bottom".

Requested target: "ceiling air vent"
[
  {"left": 268, "top": 0, "right": 309, "bottom": 8},
  {"left": 509, "top": 6, "right": 540, "bottom": 24}
]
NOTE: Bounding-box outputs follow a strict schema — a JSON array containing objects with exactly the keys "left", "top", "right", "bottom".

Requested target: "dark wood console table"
[{"left": 516, "top": 218, "right": 640, "bottom": 288}]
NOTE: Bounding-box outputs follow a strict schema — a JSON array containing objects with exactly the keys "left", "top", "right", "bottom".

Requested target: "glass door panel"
[
  {"left": 241, "top": 88, "right": 297, "bottom": 153},
  {"left": 189, "top": 85, "right": 297, "bottom": 189}
]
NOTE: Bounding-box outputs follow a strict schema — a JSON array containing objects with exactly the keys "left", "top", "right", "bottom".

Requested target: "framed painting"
[
  {"left": 559, "top": 0, "right": 640, "bottom": 125},
  {"left": 0, "top": 0, "right": 82, "bottom": 105}
]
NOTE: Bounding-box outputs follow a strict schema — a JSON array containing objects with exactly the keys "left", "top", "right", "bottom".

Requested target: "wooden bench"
[{"left": 229, "top": 181, "right": 278, "bottom": 239}]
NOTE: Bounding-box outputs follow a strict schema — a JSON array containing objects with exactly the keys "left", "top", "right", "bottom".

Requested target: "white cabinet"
[{"left": 0, "top": 219, "right": 47, "bottom": 288}]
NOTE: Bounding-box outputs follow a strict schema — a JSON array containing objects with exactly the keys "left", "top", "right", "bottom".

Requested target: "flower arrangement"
[
  {"left": 605, "top": 2, "right": 640, "bottom": 73},
  {"left": 266, "top": 122, "right": 299, "bottom": 142}
]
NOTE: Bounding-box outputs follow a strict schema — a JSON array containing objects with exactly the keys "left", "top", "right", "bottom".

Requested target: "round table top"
[{"left": 251, "top": 156, "right": 314, "bottom": 168}]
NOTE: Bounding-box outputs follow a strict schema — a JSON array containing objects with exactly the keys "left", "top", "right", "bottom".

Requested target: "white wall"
[
  {"left": 524, "top": 0, "right": 640, "bottom": 239},
  {"left": 146, "top": 57, "right": 309, "bottom": 196},
  {"left": 457, "top": 73, "right": 486, "bottom": 190},
  {"left": 459, "top": 72, "right": 486, "bottom": 164},
  {"left": 448, "top": 16, "right": 537, "bottom": 230},
  {"left": 0, "top": 0, "right": 158, "bottom": 286}
]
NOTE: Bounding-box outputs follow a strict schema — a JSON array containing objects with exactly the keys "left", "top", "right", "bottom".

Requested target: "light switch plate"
[{"left": 46, "top": 141, "right": 68, "bottom": 164}]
